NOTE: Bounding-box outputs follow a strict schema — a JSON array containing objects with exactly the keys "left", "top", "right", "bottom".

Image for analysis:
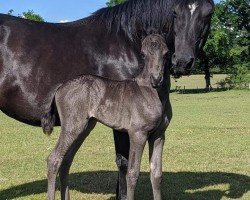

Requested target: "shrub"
[{"left": 217, "top": 64, "right": 249, "bottom": 89}]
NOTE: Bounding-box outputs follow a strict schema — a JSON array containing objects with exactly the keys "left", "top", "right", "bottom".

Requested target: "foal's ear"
[
  {"left": 163, "top": 45, "right": 169, "bottom": 55},
  {"left": 140, "top": 51, "right": 146, "bottom": 60}
]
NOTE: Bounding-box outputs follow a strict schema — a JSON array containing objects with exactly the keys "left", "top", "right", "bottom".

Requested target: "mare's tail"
[{"left": 41, "top": 98, "right": 56, "bottom": 135}]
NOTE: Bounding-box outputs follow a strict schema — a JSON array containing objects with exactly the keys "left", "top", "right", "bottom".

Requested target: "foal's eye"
[
  {"left": 141, "top": 53, "right": 146, "bottom": 59},
  {"left": 151, "top": 42, "right": 159, "bottom": 48}
]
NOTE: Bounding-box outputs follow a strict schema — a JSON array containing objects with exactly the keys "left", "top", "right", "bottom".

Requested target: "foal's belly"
[{"left": 94, "top": 100, "right": 131, "bottom": 132}]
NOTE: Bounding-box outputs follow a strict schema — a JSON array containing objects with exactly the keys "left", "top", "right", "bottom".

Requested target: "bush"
[{"left": 217, "top": 64, "right": 249, "bottom": 89}]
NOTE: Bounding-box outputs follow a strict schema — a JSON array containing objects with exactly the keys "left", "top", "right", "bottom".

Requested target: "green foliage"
[
  {"left": 224, "top": 64, "right": 249, "bottom": 89},
  {"left": 106, "top": 0, "right": 126, "bottom": 7},
  {"left": 22, "top": 10, "right": 44, "bottom": 22},
  {"left": 6, "top": 9, "right": 44, "bottom": 22},
  {"left": 202, "top": 0, "right": 250, "bottom": 74},
  {"left": 7, "top": 9, "right": 14, "bottom": 15}
]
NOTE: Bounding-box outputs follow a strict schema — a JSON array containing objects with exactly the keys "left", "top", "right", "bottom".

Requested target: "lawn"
[
  {"left": 171, "top": 74, "right": 228, "bottom": 90},
  {"left": 0, "top": 75, "right": 249, "bottom": 199}
]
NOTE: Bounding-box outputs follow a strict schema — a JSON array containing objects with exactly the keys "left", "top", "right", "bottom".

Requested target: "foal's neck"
[{"left": 135, "top": 61, "right": 152, "bottom": 87}]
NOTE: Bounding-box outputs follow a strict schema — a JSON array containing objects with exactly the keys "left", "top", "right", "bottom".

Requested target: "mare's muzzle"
[{"left": 172, "top": 53, "right": 195, "bottom": 77}]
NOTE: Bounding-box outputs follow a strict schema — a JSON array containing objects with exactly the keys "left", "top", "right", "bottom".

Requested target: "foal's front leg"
[
  {"left": 148, "top": 134, "right": 165, "bottom": 200},
  {"left": 127, "top": 132, "right": 147, "bottom": 200}
]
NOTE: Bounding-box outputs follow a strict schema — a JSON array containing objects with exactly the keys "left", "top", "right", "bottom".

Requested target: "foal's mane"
[{"left": 91, "top": 0, "right": 177, "bottom": 41}]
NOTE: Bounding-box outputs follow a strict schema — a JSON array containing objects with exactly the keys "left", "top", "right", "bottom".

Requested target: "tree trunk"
[
  {"left": 200, "top": 50, "right": 212, "bottom": 92},
  {"left": 204, "top": 66, "right": 212, "bottom": 92}
]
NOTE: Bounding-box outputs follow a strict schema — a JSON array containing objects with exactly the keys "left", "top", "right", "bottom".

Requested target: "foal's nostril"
[
  {"left": 187, "top": 57, "right": 194, "bottom": 70},
  {"left": 172, "top": 54, "right": 177, "bottom": 65}
]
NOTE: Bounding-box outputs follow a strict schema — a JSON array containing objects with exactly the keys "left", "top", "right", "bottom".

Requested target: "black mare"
[{"left": 0, "top": 0, "right": 214, "bottom": 199}]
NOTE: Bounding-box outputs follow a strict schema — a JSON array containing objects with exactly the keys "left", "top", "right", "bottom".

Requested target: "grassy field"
[
  {"left": 0, "top": 75, "right": 249, "bottom": 200},
  {"left": 171, "top": 74, "right": 228, "bottom": 90}
]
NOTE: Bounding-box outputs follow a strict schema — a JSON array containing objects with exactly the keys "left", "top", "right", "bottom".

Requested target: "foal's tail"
[{"left": 41, "top": 98, "right": 56, "bottom": 135}]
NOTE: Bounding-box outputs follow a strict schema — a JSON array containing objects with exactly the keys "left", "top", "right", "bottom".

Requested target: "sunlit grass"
[{"left": 171, "top": 74, "right": 228, "bottom": 89}]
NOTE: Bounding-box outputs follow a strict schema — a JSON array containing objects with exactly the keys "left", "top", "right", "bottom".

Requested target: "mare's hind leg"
[
  {"left": 113, "top": 130, "right": 130, "bottom": 200},
  {"left": 126, "top": 131, "right": 147, "bottom": 200},
  {"left": 59, "top": 119, "right": 97, "bottom": 200}
]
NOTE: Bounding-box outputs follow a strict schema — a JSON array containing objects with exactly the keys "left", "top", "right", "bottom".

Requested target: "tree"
[
  {"left": 199, "top": 0, "right": 249, "bottom": 90},
  {"left": 7, "top": 9, "right": 44, "bottom": 22},
  {"left": 7, "top": 9, "right": 14, "bottom": 15},
  {"left": 106, "top": 0, "right": 126, "bottom": 7},
  {"left": 22, "top": 10, "right": 44, "bottom": 22}
]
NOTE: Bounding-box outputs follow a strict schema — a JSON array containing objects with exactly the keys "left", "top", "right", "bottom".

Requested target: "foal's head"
[{"left": 141, "top": 34, "right": 168, "bottom": 88}]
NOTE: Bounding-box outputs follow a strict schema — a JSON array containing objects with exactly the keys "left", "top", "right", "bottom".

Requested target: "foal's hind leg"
[
  {"left": 59, "top": 119, "right": 96, "bottom": 200},
  {"left": 47, "top": 97, "right": 93, "bottom": 200}
]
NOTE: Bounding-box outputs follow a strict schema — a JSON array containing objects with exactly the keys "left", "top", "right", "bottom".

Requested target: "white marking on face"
[{"left": 188, "top": 2, "right": 198, "bottom": 16}]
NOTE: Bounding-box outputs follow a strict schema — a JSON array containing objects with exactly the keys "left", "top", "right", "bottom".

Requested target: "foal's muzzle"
[{"left": 150, "top": 75, "right": 163, "bottom": 88}]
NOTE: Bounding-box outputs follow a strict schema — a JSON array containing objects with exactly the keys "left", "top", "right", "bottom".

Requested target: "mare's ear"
[{"left": 201, "top": 2, "right": 214, "bottom": 17}]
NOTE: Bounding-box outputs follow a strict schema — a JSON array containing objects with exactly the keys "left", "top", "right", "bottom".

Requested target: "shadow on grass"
[
  {"left": 0, "top": 171, "right": 249, "bottom": 199},
  {"left": 170, "top": 88, "right": 228, "bottom": 94}
]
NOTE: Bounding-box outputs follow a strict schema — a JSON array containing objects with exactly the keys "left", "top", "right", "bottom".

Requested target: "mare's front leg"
[
  {"left": 127, "top": 131, "right": 147, "bottom": 200},
  {"left": 113, "top": 130, "right": 130, "bottom": 200},
  {"left": 148, "top": 133, "right": 165, "bottom": 200}
]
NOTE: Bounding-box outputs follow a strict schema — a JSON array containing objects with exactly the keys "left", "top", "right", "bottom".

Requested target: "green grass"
[
  {"left": 171, "top": 74, "right": 228, "bottom": 89},
  {"left": 0, "top": 78, "right": 249, "bottom": 199}
]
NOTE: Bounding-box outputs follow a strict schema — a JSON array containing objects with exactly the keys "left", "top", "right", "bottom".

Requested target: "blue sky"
[
  {"left": 0, "top": 0, "right": 220, "bottom": 23},
  {"left": 0, "top": 0, "right": 107, "bottom": 22}
]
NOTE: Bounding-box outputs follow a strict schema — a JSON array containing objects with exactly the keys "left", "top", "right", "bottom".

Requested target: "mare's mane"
[{"left": 91, "top": 0, "right": 177, "bottom": 41}]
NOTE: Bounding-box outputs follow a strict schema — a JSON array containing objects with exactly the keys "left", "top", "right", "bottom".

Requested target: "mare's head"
[
  {"left": 141, "top": 34, "right": 168, "bottom": 88},
  {"left": 172, "top": 0, "right": 214, "bottom": 77}
]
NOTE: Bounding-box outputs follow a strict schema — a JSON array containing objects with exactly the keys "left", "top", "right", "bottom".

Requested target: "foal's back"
[{"left": 56, "top": 75, "right": 161, "bottom": 132}]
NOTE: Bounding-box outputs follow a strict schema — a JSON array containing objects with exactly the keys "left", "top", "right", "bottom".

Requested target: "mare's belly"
[{"left": 0, "top": 75, "right": 57, "bottom": 126}]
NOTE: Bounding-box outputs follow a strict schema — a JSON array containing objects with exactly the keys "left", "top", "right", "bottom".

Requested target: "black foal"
[{"left": 46, "top": 34, "right": 168, "bottom": 200}]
